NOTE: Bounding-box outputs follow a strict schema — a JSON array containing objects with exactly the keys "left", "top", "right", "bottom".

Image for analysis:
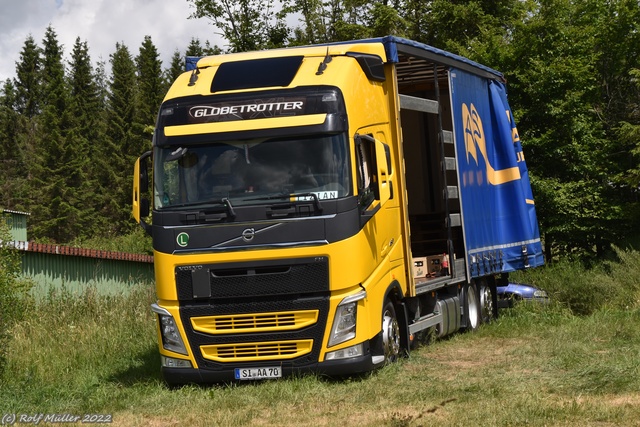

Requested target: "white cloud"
[{"left": 0, "top": 0, "right": 221, "bottom": 83}]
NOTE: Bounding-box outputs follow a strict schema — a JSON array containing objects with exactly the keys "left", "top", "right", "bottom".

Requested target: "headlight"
[
  {"left": 327, "top": 290, "right": 366, "bottom": 347},
  {"left": 152, "top": 304, "right": 188, "bottom": 355}
]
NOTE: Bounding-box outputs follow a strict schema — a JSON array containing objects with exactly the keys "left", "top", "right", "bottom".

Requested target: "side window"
[
  {"left": 156, "top": 155, "right": 182, "bottom": 208},
  {"left": 356, "top": 134, "right": 377, "bottom": 208}
]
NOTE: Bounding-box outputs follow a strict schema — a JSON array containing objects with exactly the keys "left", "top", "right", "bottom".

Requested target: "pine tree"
[
  {"left": 67, "top": 37, "right": 107, "bottom": 239},
  {"left": 136, "top": 35, "right": 165, "bottom": 130},
  {"left": 186, "top": 37, "right": 206, "bottom": 57},
  {"left": 0, "top": 80, "right": 22, "bottom": 209},
  {"left": 10, "top": 35, "right": 43, "bottom": 213},
  {"left": 14, "top": 35, "right": 42, "bottom": 118},
  {"left": 101, "top": 42, "right": 141, "bottom": 235},
  {"left": 94, "top": 59, "right": 109, "bottom": 111},
  {"left": 166, "top": 49, "right": 184, "bottom": 88},
  {"left": 31, "top": 26, "right": 78, "bottom": 242}
]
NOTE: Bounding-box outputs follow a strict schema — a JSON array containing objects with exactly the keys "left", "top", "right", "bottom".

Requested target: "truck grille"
[
  {"left": 177, "top": 258, "right": 330, "bottom": 371},
  {"left": 181, "top": 297, "right": 329, "bottom": 370},
  {"left": 200, "top": 340, "right": 313, "bottom": 362},
  {"left": 176, "top": 256, "right": 329, "bottom": 301},
  {"left": 191, "top": 310, "right": 319, "bottom": 334}
]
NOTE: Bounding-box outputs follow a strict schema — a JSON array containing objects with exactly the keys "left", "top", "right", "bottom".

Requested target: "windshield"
[{"left": 154, "top": 134, "right": 351, "bottom": 209}]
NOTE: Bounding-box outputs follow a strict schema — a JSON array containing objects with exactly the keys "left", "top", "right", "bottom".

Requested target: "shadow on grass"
[{"left": 108, "top": 345, "right": 163, "bottom": 386}]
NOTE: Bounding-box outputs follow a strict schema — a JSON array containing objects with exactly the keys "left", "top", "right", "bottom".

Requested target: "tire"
[
  {"left": 464, "top": 283, "right": 481, "bottom": 331},
  {"left": 381, "top": 299, "right": 401, "bottom": 364},
  {"left": 479, "top": 280, "right": 496, "bottom": 324}
]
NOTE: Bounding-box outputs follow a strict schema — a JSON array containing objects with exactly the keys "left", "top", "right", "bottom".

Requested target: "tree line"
[
  {"left": 0, "top": 26, "right": 218, "bottom": 244},
  {"left": 1, "top": 0, "right": 639, "bottom": 262}
]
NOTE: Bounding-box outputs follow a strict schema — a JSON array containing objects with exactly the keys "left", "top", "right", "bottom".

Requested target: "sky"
[{"left": 0, "top": 0, "right": 222, "bottom": 83}]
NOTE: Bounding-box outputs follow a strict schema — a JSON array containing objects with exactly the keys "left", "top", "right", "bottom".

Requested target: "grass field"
[{"left": 2, "top": 251, "right": 640, "bottom": 426}]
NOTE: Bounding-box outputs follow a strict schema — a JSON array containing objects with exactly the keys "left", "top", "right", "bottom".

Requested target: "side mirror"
[
  {"left": 133, "top": 151, "right": 152, "bottom": 235},
  {"left": 140, "top": 157, "right": 149, "bottom": 193},
  {"left": 140, "top": 198, "right": 150, "bottom": 218}
]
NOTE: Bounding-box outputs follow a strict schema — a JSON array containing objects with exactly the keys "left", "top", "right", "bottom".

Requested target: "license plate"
[{"left": 234, "top": 366, "right": 282, "bottom": 380}]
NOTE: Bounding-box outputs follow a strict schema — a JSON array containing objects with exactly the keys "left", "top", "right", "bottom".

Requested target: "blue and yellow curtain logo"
[{"left": 462, "top": 102, "right": 522, "bottom": 186}]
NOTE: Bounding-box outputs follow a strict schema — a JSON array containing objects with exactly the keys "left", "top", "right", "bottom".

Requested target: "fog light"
[
  {"left": 161, "top": 355, "right": 193, "bottom": 368},
  {"left": 325, "top": 343, "right": 364, "bottom": 361}
]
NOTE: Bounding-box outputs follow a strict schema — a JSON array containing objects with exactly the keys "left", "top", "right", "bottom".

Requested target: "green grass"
[
  {"left": 511, "top": 246, "right": 640, "bottom": 315},
  {"left": 2, "top": 252, "right": 640, "bottom": 426}
]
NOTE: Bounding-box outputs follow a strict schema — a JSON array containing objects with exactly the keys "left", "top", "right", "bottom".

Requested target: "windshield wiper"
[
  {"left": 172, "top": 197, "right": 236, "bottom": 219},
  {"left": 244, "top": 192, "right": 323, "bottom": 213},
  {"left": 220, "top": 197, "right": 236, "bottom": 218}
]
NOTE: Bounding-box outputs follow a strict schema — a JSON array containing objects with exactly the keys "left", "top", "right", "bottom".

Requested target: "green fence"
[
  {"left": 1, "top": 209, "right": 29, "bottom": 241},
  {"left": 16, "top": 242, "right": 154, "bottom": 298}
]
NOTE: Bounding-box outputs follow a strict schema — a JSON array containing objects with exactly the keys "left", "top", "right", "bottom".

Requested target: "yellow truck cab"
[{"left": 133, "top": 36, "right": 544, "bottom": 384}]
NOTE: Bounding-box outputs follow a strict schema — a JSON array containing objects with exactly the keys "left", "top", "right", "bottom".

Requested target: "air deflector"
[{"left": 211, "top": 56, "right": 304, "bottom": 92}]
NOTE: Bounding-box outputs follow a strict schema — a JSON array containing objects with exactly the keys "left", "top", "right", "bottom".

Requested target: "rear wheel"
[
  {"left": 464, "top": 283, "right": 481, "bottom": 331},
  {"left": 382, "top": 299, "right": 401, "bottom": 364},
  {"left": 479, "top": 281, "right": 496, "bottom": 324}
]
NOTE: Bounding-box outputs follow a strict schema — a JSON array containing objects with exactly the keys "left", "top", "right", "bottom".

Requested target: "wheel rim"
[
  {"left": 480, "top": 284, "right": 494, "bottom": 323},
  {"left": 382, "top": 304, "right": 400, "bottom": 363},
  {"left": 467, "top": 285, "right": 480, "bottom": 330}
]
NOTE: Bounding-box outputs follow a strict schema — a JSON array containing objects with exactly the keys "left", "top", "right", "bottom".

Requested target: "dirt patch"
[
  {"left": 425, "top": 337, "right": 529, "bottom": 369},
  {"left": 383, "top": 399, "right": 458, "bottom": 426},
  {"left": 109, "top": 414, "right": 182, "bottom": 427},
  {"left": 574, "top": 393, "right": 640, "bottom": 407}
]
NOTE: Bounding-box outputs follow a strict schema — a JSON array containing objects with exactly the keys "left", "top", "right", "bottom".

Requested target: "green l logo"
[{"left": 176, "top": 232, "right": 189, "bottom": 247}]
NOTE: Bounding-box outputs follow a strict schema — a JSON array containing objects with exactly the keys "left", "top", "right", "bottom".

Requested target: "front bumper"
[{"left": 161, "top": 341, "right": 377, "bottom": 385}]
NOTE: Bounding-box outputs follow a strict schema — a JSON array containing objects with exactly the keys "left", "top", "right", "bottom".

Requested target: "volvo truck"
[{"left": 132, "top": 36, "right": 544, "bottom": 384}]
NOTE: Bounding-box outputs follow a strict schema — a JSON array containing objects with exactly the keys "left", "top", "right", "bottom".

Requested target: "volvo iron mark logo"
[{"left": 242, "top": 228, "right": 255, "bottom": 242}]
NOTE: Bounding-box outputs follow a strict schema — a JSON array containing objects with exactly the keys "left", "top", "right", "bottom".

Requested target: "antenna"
[
  {"left": 316, "top": 47, "right": 333, "bottom": 75},
  {"left": 188, "top": 68, "right": 200, "bottom": 86}
]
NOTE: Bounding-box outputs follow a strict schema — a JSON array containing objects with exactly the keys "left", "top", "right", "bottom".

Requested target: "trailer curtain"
[{"left": 450, "top": 68, "right": 544, "bottom": 276}]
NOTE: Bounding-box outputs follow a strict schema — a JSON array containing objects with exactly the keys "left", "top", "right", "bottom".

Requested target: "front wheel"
[{"left": 382, "top": 299, "right": 401, "bottom": 364}]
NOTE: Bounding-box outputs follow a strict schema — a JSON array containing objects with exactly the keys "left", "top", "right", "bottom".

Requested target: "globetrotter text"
[{"left": 190, "top": 101, "right": 304, "bottom": 118}]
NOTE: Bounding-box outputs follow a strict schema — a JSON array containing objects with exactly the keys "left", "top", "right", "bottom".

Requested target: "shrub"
[
  {"left": 598, "top": 247, "right": 640, "bottom": 311},
  {"left": 511, "top": 248, "right": 640, "bottom": 315},
  {"left": 69, "top": 226, "right": 153, "bottom": 254},
  {"left": 0, "top": 222, "right": 34, "bottom": 373}
]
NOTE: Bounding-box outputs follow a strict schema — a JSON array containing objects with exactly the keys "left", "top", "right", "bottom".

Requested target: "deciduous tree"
[{"left": 187, "top": 0, "right": 288, "bottom": 51}]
